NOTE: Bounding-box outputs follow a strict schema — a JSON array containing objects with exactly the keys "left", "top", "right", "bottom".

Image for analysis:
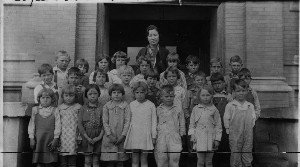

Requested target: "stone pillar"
[{"left": 96, "top": 3, "right": 110, "bottom": 60}]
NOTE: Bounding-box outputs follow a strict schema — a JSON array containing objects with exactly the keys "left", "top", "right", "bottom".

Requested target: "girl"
[
  {"left": 124, "top": 81, "right": 157, "bottom": 167},
  {"left": 188, "top": 85, "right": 222, "bottom": 167},
  {"left": 89, "top": 56, "right": 110, "bottom": 84},
  {"left": 101, "top": 84, "right": 131, "bottom": 167},
  {"left": 28, "top": 88, "right": 61, "bottom": 167},
  {"left": 130, "top": 56, "right": 152, "bottom": 87},
  {"left": 78, "top": 84, "right": 104, "bottom": 167},
  {"left": 58, "top": 84, "right": 82, "bottom": 167},
  {"left": 108, "top": 51, "right": 130, "bottom": 84},
  {"left": 118, "top": 65, "right": 135, "bottom": 103},
  {"left": 94, "top": 69, "right": 111, "bottom": 107}
]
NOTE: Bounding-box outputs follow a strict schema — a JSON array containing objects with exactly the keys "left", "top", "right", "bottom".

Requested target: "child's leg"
[
  {"left": 92, "top": 154, "right": 100, "bottom": 167},
  {"left": 168, "top": 134, "right": 182, "bottom": 167},
  {"left": 242, "top": 118, "right": 254, "bottom": 167},
  {"left": 84, "top": 155, "right": 92, "bottom": 167},
  {"left": 196, "top": 153, "right": 205, "bottom": 167},
  {"left": 140, "top": 152, "right": 148, "bottom": 167},
  {"left": 132, "top": 150, "right": 140, "bottom": 167},
  {"left": 68, "top": 155, "right": 76, "bottom": 167},
  {"left": 204, "top": 153, "right": 214, "bottom": 167},
  {"left": 155, "top": 137, "right": 168, "bottom": 167},
  {"left": 59, "top": 155, "right": 67, "bottom": 167},
  {"left": 169, "top": 152, "right": 180, "bottom": 167}
]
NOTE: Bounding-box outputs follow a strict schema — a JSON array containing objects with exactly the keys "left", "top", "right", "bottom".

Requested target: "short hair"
[
  {"left": 108, "top": 83, "right": 125, "bottom": 96},
  {"left": 210, "top": 57, "right": 222, "bottom": 67},
  {"left": 55, "top": 50, "right": 70, "bottom": 61},
  {"left": 210, "top": 72, "right": 225, "bottom": 83},
  {"left": 75, "top": 59, "right": 89, "bottom": 72},
  {"left": 166, "top": 52, "right": 180, "bottom": 63},
  {"left": 85, "top": 84, "right": 101, "bottom": 98},
  {"left": 145, "top": 69, "right": 159, "bottom": 80},
  {"left": 118, "top": 65, "right": 135, "bottom": 77},
  {"left": 93, "top": 69, "right": 109, "bottom": 83},
  {"left": 194, "top": 71, "right": 206, "bottom": 79},
  {"left": 231, "top": 79, "right": 248, "bottom": 91},
  {"left": 95, "top": 55, "right": 110, "bottom": 71},
  {"left": 61, "top": 84, "right": 77, "bottom": 103},
  {"left": 160, "top": 84, "right": 174, "bottom": 95},
  {"left": 37, "top": 88, "right": 56, "bottom": 105},
  {"left": 146, "top": 25, "right": 159, "bottom": 37},
  {"left": 67, "top": 67, "right": 81, "bottom": 76},
  {"left": 137, "top": 56, "right": 152, "bottom": 67},
  {"left": 185, "top": 55, "right": 200, "bottom": 65},
  {"left": 38, "top": 64, "right": 54, "bottom": 76},
  {"left": 131, "top": 81, "right": 148, "bottom": 93},
  {"left": 230, "top": 55, "right": 243, "bottom": 64},
  {"left": 111, "top": 51, "right": 130, "bottom": 64},
  {"left": 164, "top": 66, "right": 181, "bottom": 79},
  {"left": 199, "top": 84, "right": 214, "bottom": 96},
  {"left": 238, "top": 68, "right": 252, "bottom": 79}
]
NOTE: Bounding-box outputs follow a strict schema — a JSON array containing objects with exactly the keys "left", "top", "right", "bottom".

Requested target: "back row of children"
[{"left": 28, "top": 50, "right": 261, "bottom": 167}]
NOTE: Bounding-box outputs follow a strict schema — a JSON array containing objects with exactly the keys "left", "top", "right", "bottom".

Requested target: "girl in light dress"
[
  {"left": 124, "top": 81, "right": 157, "bottom": 167},
  {"left": 188, "top": 85, "right": 222, "bottom": 167}
]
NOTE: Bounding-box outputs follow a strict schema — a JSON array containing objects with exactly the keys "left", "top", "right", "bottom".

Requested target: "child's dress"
[
  {"left": 188, "top": 104, "right": 222, "bottom": 151},
  {"left": 28, "top": 106, "right": 61, "bottom": 164},
  {"left": 101, "top": 101, "right": 131, "bottom": 161},
  {"left": 124, "top": 100, "right": 157, "bottom": 150},
  {"left": 58, "top": 103, "right": 81, "bottom": 156},
  {"left": 78, "top": 103, "right": 103, "bottom": 154}
]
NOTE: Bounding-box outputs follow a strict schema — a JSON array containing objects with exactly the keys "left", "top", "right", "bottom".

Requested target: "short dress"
[
  {"left": 78, "top": 103, "right": 103, "bottom": 155},
  {"left": 124, "top": 100, "right": 157, "bottom": 150}
]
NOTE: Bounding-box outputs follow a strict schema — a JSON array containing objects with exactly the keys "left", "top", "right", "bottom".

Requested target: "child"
[
  {"left": 34, "top": 64, "right": 59, "bottom": 106},
  {"left": 185, "top": 55, "right": 201, "bottom": 90},
  {"left": 155, "top": 84, "right": 185, "bottom": 167},
  {"left": 75, "top": 58, "right": 90, "bottom": 88},
  {"left": 129, "top": 56, "right": 151, "bottom": 86},
  {"left": 160, "top": 52, "right": 187, "bottom": 89},
  {"left": 94, "top": 69, "right": 111, "bottom": 107},
  {"left": 228, "top": 55, "right": 243, "bottom": 85},
  {"left": 89, "top": 56, "right": 110, "bottom": 84},
  {"left": 188, "top": 85, "right": 222, "bottom": 167},
  {"left": 108, "top": 51, "right": 130, "bottom": 84},
  {"left": 53, "top": 50, "right": 71, "bottom": 89},
  {"left": 101, "top": 84, "right": 131, "bottom": 167},
  {"left": 224, "top": 79, "right": 256, "bottom": 167},
  {"left": 118, "top": 65, "right": 135, "bottom": 103},
  {"left": 58, "top": 84, "right": 82, "bottom": 167},
  {"left": 28, "top": 88, "right": 61, "bottom": 167},
  {"left": 66, "top": 67, "right": 85, "bottom": 105},
  {"left": 145, "top": 69, "right": 160, "bottom": 106},
  {"left": 238, "top": 68, "right": 261, "bottom": 119},
  {"left": 124, "top": 81, "right": 157, "bottom": 167},
  {"left": 78, "top": 84, "right": 104, "bottom": 167},
  {"left": 210, "top": 72, "right": 232, "bottom": 167}
]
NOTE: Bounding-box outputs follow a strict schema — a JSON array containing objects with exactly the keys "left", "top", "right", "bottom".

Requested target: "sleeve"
[
  {"left": 178, "top": 107, "right": 186, "bottom": 136},
  {"left": 121, "top": 105, "right": 131, "bottom": 136},
  {"left": 54, "top": 107, "right": 61, "bottom": 139},
  {"left": 180, "top": 72, "right": 187, "bottom": 89},
  {"left": 102, "top": 105, "right": 112, "bottom": 136},
  {"left": 28, "top": 107, "right": 37, "bottom": 139},
  {"left": 33, "top": 85, "right": 42, "bottom": 103},
  {"left": 188, "top": 107, "right": 196, "bottom": 135},
  {"left": 151, "top": 104, "right": 157, "bottom": 139},
  {"left": 89, "top": 71, "right": 95, "bottom": 84},
  {"left": 78, "top": 107, "right": 87, "bottom": 136},
  {"left": 252, "top": 89, "right": 261, "bottom": 119},
  {"left": 223, "top": 104, "right": 232, "bottom": 133},
  {"left": 214, "top": 108, "right": 222, "bottom": 141}
]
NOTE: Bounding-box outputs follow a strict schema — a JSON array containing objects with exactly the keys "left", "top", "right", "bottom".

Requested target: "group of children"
[{"left": 28, "top": 50, "right": 260, "bottom": 167}]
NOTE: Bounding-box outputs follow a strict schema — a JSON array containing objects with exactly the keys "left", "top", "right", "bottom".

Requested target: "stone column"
[{"left": 96, "top": 3, "right": 109, "bottom": 60}]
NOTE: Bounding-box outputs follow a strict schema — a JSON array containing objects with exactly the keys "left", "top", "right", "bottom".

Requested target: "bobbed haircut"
[
  {"left": 238, "top": 68, "right": 252, "bottom": 79},
  {"left": 111, "top": 51, "right": 130, "bottom": 64},
  {"left": 144, "top": 68, "right": 159, "bottom": 80},
  {"left": 231, "top": 79, "right": 249, "bottom": 91},
  {"left": 199, "top": 85, "right": 214, "bottom": 96},
  {"left": 131, "top": 81, "right": 148, "bottom": 93},
  {"left": 210, "top": 72, "right": 225, "bottom": 83},
  {"left": 164, "top": 66, "right": 181, "bottom": 80},
  {"left": 108, "top": 83, "right": 125, "bottom": 96},
  {"left": 75, "top": 58, "right": 89, "bottom": 72},
  {"left": 61, "top": 84, "right": 77, "bottom": 104},
  {"left": 67, "top": 67, "right": 81, "bottom": 77},
  {"left": 230, "top": 55, "right": 243, "bottom": 64},
  {"left": 185, "top": 55, "right": 200, "bottom": 65},
  {"left": 93, "top": 69, "right": 109, "bottom": 83},
  {"left": 160, "top": 84, "right": 175, "bottom": 96},
  {"left": 146, "top": 25, "right": 159, "bottom": 37},
  {"left": 84, "top": 84, "right": 101, "bottom": 98},
  {"left": 38, "top": 64, "right": 54, "bottom": 76},
  {"left": 95, "top": 55, "right": 110, "bottom": 71},
  {"left": 37, "top": 88, "right": 56, "bottom": 106},
  {"left": 166, "top": 52, "right": 180, "bottom": 62}
]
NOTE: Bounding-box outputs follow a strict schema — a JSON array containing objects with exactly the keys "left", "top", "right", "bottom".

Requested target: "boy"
[
  {"left": 66, "top": 67, "right": 85, "bottom": 105},
  {"left": 75, "top": 58, "right": 90, "bottom": 88},
  {"left": 34, "top": 64, "right": 59, "bottom": 106},
  {"left": 185, "top": 55, "right": 201, "bottom": 90},
  {"left": 228, "top": 55, "right": 243, "bottom": 82},
  {"left": 118, "top": 65, "right": 135, "bottom": 103},
  {"left": 224, "top": 79, "right": 256, "bottom": 167},
  {"left": 145, "top": 69, "right": 160, "bottom": 106},
  {"left": 53, "top": 50, "right": 71, "bottom": 89},
  {"left": 155, "top": 85, "right": 185, "bottom": 167},
  {"left": 210, "top": 72, "right": 232, "bottom": 167}
]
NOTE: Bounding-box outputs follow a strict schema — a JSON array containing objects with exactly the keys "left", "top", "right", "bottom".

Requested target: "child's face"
[
  {"left": 187, "top": 62, "right": 199, "bottom": 74},
  {"left": 234, "top": 85, "right": 247, "bottom": 102},
  {"left": 96, "top": 73, "right": 107, "bottom": 86},
  {"left": 140, "top": 61, "right": 150, "bottom": 75},
  {"left": 167, "top": 59, "right": 178, "bottom": 68},
  {"left": 147, "top": 29, "right": 159, "bottom": 46},
  {"left": 98, "top": 59, "right": 109, "bottom": 70},
  {"left": 240, "top": 76, "right": 251, "bottom": 86},
  {"left": 56, "top": 55, "right": 70, "bottom": 71},
  {"left": 120, "top": 73, "right": 132, "bottom": 85},
  {"left": 116, "top": 58, "right": 126, "bottom": 68},
  {"left": 40, "top": 93, "right": 52, "bottom": 107},
  {"left": 199, "top": 89, "right": 212, "bottom": 104},
  {"left": 87, "top": 88, "right": 99, "bottom": 104},
  {"left": 134, "top": 87, "right": 146, "bottom": 103},
  {"left": 210, "top": 62, "right": 222, "bottom": 74},
  {"left": 166, "top": 71, "right": 178, "bottom": 86},
  {"left": 194, "top": 75, "right": 206, "bottom": 87},
  {"left": 111, "top": 90, "right": 123, "bottom": 102},
  {"left": 146, "top": 76, "right": 157, "bottom": 87},
  {"left": 41, "top": 71, "right": 53, "bottom": 85},
  {"left": 63, "top": 93, "right": 75, "bottom": 105},
  {"left": 230, "top": 62, "right": 242, "bottom": 73},
  {"left": 67, "top": 74, "right": 79, "bottom": 86},
  {"left": 77, "top": 64, "right": 87, "bottom": 74},
  {"left": 212, "top": 80, "right": 226, "bottom": 93},
  {"left": 160, "top": 90, "right": 175, "bottom": 106}
]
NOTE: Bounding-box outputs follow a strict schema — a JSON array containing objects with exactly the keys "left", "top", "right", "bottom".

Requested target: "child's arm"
[
  {"left": 89, "top": 71, "right": 95, "bottom": 84},
  {"left": 77, "top": 107, "right": 93, "bottom": 143},
  {"left": 33, "top": 85, "right": 42, "bottom": 104},
  {"left": 151, "top": 104, "right": 157, "bottom": 141},
  {"left": 223, "top": 104, "right": 232, "bottom": 134},
  {"left": 28, "top": 107, "right": 37, "bottom": 149},
  {"left": 252, "top": 89, "right": 261, "bottom": 119}
]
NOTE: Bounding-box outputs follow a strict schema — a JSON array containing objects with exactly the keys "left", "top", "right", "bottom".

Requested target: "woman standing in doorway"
[{"left": 136, "top": 25, "right": 169, "bottom": 74}]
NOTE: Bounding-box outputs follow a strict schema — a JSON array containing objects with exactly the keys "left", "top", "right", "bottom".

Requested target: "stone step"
[{"left": 256, "top": 156, "right": 289, "bottom": 167}]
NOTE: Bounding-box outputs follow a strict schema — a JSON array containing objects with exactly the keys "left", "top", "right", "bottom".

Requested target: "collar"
[
  {"left": 59, "top": 103, "right": 81, "bottom": 110},
  {"left": 231, "top": 100, "right": 251, "bottom": 109},
  {"left": 196, "top": 103, "right": 214, "bottom": 109},
  {"left": 157, "top": 103, "right": 177, "bottom": 110},
  {"left": 53, "top": 66, "right": 68, "bottom": 73},
  {"left": 147, "top": 44, "right": 160, "bottom": 51},
  {"left": 106, "top": 101, "right": 128, "bottom": 109},
  {"left": 38, "top": 105, "right": 53, "bottom": 109},
  {"left": 215, "top": 90, "right": 227, "bottom": 95}
]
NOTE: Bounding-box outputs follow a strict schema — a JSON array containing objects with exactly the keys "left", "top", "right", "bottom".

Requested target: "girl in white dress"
[
  {"left": 188, "top": 85, "right": 222, "bottom": 167},
  {"left": 124, "top": 81, "right": 157, "bottom": 167}
]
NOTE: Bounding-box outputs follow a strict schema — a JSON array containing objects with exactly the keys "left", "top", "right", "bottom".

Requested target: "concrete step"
[{"left": 256, "top": 156, "right": 289, "bottom": 167}]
